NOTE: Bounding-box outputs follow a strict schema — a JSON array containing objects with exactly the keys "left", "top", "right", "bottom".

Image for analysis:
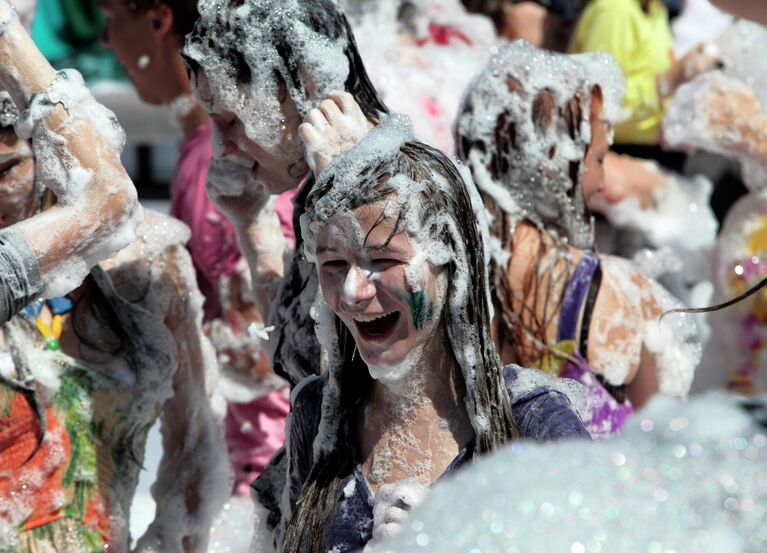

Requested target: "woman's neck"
[{"left": 357, "top": 329, "right": 474, "bottom": 490}]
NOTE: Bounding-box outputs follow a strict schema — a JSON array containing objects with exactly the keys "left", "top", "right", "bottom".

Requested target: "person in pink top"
[{"left": 98, "top": 0, "right": 291, "bottom": 494}]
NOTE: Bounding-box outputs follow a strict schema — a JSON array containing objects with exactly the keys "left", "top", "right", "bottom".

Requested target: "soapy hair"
[
  {"left": 184, "top": 0, "right": 387, "bottom": 120},
  {"left": 455, "top": 41, "right": 624, "bottom": 366}
]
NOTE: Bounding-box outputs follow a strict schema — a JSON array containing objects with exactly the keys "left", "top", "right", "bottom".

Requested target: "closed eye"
[
  {"left": 372, "top": 258, "right": 401, "bottom": 269},
  {"left": 321, "top": 260, "right": 349, "bottom": 270}
]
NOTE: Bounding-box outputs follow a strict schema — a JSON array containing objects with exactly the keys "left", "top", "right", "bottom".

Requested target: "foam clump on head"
[
  {"left": 184, "top": 0, "right": 352, "bottom": 153},
  {"left": 456, "top": 40, "right": 625, "bottom": 249},
  {"left": 301, "top": 113, "right": 416, "bottom": 260}
]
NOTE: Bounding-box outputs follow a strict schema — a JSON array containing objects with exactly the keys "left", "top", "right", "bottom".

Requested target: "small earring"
[
  {"left": 351, "top": 344, "right": 357, "bottom": 362},
  {"left": 137, "top": 55, "right": 151, "bottom": 70}
]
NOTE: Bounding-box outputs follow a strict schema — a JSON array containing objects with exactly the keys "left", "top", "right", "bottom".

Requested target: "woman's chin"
[{"left": 363, "top": 343, "right": 425, "bottom": 385}]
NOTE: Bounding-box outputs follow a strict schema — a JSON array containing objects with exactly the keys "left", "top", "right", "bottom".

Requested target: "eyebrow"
[{"left": 365, "top": 243, "right": 408, "bottom": 255}]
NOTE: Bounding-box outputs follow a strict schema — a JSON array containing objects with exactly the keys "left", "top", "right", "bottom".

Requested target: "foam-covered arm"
[
  {"left": 596, "top": 152, "right": 670, "bottom": 208},
  {"left": 0, "top": 228, "right": 42, "bottom": 322},
  {"left": 234, "top": 197, "right": 287, "bottom": 319},
  {"left": 0, "top": 6, "right": 141, "bottom": 296},
  {"left": 664, "top": 73, "right": 767, "bottom": 175},
  {"left": 206, "top": 160, "right": 287, "bottom": 319},
  {"left": 134, "top": 244, "right": 230, "bottom": 553}
]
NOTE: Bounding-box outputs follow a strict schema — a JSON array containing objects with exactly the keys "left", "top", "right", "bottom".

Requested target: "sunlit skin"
[
  {"left": 189, "top": 67, "right": 309, "bottom": 196},
  {"left": 315, "top": 201, "right": 447, "bottom": 377},
  {"left": 498, "top": 92, "right": 664, "bottom": 408},
  {"left": 0, "top": 134, "right": 106, "bottom": 357},
  {"left": 0, "top": 128, "right": 36, "bottom": 226},
  {"left": 0, "top": 125, "right": 218, "bottom": 551}
]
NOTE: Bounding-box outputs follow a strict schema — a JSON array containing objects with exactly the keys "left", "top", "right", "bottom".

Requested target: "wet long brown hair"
[{"left": 281, "top": 140, "right": 518, "bottom": 552}]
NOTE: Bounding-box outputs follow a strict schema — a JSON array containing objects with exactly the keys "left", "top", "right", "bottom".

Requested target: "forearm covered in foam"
[{"left": 0, "top": 7, "right": 141, "bottom": 296}]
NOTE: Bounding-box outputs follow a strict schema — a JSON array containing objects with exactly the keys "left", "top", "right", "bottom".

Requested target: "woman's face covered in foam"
[
  {"left": 190, "top": 65, "right": 309, "bottom": 194},
  {"left": 315, "top": 199, "right": 448, "bottom": 382},
  {"left": 183, "top": 0, "right": 356, "bottom": 194}
]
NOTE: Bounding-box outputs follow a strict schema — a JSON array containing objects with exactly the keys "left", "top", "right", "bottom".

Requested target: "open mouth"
[{"left": 353, "top": 311, "right": 400, "bottom": 342}]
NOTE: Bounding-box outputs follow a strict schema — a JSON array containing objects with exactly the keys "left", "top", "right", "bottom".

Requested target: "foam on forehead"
[
  {"left": 456, "top": 41, "right": 625, "bottom": 249},
  {"left": 184, "top": 0, "right": 351, "bottom": 150},
  {"left": 301, "top": 114, "right": 461, "bottom": 270}
]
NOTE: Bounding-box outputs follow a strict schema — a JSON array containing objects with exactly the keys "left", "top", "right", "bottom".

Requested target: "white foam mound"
[
  {"left": 367, "top": 393, "right": 767, "bottom": 553},
  {"left": 342, "top": 0, "right": 496, "bottom": 153}
]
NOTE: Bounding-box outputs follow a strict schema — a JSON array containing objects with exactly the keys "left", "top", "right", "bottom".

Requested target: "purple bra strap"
[{"left": 556, "top": 250, "right": 600, "bottom": 343}]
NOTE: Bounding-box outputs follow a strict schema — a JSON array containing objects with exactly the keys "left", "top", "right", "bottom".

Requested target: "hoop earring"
[{"left": 351, "top": 344, "right": 357, "bottom": 362}]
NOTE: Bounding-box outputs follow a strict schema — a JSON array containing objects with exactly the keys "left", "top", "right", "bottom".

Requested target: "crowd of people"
[{"left": 1, "top": 0, "right": 766, "bottom": 552}]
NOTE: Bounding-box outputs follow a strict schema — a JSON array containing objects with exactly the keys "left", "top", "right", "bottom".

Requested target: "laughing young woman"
[{"left": 274, "top": 118, "right": 589, "bottom": 553}]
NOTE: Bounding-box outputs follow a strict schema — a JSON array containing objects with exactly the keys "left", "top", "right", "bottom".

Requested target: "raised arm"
[
  {"left": 134, "top": 238, "right": 229, "bottom": 553},
  {"left": 206, "top": 166, "right": 288, "bottom": 321},
  {"left": 0, "top": 0, "right": 141, "bottom": 302}
]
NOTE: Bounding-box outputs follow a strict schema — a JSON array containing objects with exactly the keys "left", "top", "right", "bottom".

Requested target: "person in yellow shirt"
[{"left": 570, "top": 0, "right": 720, "bottom": 155}]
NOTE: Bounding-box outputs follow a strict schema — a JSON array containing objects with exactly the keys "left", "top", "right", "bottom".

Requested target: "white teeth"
[{"left": 353, "top": 311, "right": 396, "bottom": 323}]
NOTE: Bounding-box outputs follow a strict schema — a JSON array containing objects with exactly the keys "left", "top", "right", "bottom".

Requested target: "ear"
[{"left": 149, "top": 3, "right": 176, "bottom": 40}]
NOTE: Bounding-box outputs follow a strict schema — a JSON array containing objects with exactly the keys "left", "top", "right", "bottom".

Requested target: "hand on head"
[{"left": 298, "top": 91, "right": 369, "bottom": 175}]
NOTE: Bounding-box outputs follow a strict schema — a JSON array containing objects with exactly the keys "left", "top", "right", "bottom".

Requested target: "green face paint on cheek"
[{"left": 404, "top": 289, "right": 434, "bottom": 330}]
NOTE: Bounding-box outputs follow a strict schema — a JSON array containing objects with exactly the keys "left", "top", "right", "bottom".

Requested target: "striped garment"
[{"left": 277, "top": 364, "right": 590, "bottom": 552}]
